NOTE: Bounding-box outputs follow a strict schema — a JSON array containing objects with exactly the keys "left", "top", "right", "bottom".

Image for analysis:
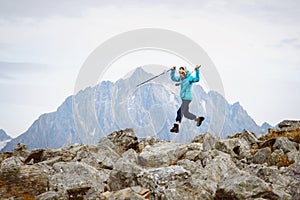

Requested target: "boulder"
[
  {"left": 0, "top": 156, "right": 23, "bottom": 174},
  {"left": 216, "top": 137, "right": 251, "bottom": 159},
  {"left": 101, "top": 186, "right": 150, "bottom": 200},
  {"left": 227, "top": 129, "right": 259, "bottom": 145},
  {"left": 137, "top": 136, "right": 163, "bottom": 153},
  {"left": 192, "top": 132, "right": 220, "bottom": 151},
  {"left": 215, "top": 172, "right": 279, "bottom": 199},
  {"left": 104, "top": 128, "right": 139, "bottom": 154},
  {"left": 49, "top": 162, "right": 107, "bottom": 198},
  {"left": 36, "top": 191, "right": 59, "bottom": 200},
  {"left": 138, "top": 141, "right": 187, "bottom": 167},
  {"left": 273, "top": 137, "right": 297, "bottom": 153},
  {"left": 183, "top": 142, "right": 203, "bottom": 161},
  {"left": 251, "top": 147, "right": 272, "bottom": 164},
  {"left": 73, "top": 144, "right": 118, "bottom": 171},
  {"left": 137, "top": 165, "right": 190, "bottom": 199},
  {"left": 108, "top": 149, "right": 143, "bottom": 191},
  {"left": 13, "top": 143, "right": 30, "bottom": 159},
  {"left": 0, "top": 162, "right": 49, "bottom": 199},
  {"left": 257, "top": 166, "right": 294, "bottom": 199}
]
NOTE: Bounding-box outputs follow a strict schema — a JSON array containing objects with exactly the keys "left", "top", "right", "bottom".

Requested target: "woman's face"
[{"left": 179, "top": 67, "right": 186, "bottom": 77}]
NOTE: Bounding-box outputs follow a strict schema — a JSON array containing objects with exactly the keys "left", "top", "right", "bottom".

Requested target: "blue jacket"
[{"left": 170, "top": 69, "right": 200, "bottom": 100}]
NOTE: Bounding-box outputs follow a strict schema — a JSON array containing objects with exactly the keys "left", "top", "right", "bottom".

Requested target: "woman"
[{"left": 170, "top": 65, "right": 205, "bottom": 133}]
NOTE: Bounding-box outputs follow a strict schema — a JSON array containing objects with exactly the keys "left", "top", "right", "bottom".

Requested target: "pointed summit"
[{"left": 0, "top": 129, "right": 11, "bottom": 141}]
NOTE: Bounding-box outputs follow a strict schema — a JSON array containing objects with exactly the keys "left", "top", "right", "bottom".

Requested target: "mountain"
[
  {"left": 0, "top": 129, "right": 11, "bottom": 141},
  {"left": 2, "top": 67, "right": 267, "bottom": 151},
  {"left": 0, "top": 129, "right": 12, "bottom": 151}
]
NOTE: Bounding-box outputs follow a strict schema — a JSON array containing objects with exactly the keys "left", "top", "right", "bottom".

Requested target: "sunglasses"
[{"left": 179, "top": 67, "right": 185, "bottom": 71}]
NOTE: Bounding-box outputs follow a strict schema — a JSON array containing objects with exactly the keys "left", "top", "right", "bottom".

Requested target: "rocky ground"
[{"left": 0, "top": 120, "right": 299, "bottom": 200}]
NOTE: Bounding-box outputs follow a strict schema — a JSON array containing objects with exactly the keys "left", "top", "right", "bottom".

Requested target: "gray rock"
[
  {"left": 184, "top": 142, "right": 203, "bottom": 161},
  {"left": 177, "top": 159, "right": 203, "bottom": 174},
  {"left": 49, "top": 162, "right": 106, "bottom": 198},
  {"left": 195, "top": 150, "right": 238, "bottom": 190},
  {"left": 202, "top": 133, "right": 221, "bottom": 151},
  {"left": 137, "top": 165, "right": 190, "bottom": 199},
  {"left": 227, "top": 129, "right": 259, "bottom": 145},
  {"left": 101, "top": 186, "right": 150, "bottom": 200},
  {"left": 74, "top": 144, "right": 118, "bottom": 171},
  {"left": 268, "top": 149, "right": 284, "bottom": 166},
  {"left": 137, "top": 136, "right": 164, "bottom": 153},
  {"left": 217, "top": 137, "right": 251, "bottom": 159},
  {"left": 278, "top": 120, "right": 300, "bottom": 129},
  {"left": 257, "top": 166, "right": 294, "bottom": 199},
  {"left": 108, "top": 149, "right": 143, "bottom": 191},
  {"left": 138, "top": 141, "right": 187, "bottom": 167},
  {"left": 0, "top": 156, "right": 23, "bottom": 174},
  {"left": 216, "top": 172, "right": 279, "bottom": 199},
  {"left": 251, "top": 147, "right": 272, "bottom": 164},
  {"left": 105, "top": 128, "right": 139, "bottom": 154},
  {"left": 13, "top": 143, "right": 30, "bottom": 159},
  {"left": 36, "top": 191, "right": 59, "bottom": 200},
  {"left": 287, "top": 151, "right": 300, "bottom": 165},
  {"left": 273, "top": 137, "right": 297, "bottom": 153}
]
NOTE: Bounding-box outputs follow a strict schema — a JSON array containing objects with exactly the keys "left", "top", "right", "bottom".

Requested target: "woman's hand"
[
  {"left": 195, "top": 65, "right": 201, "bottom": 70},
  {"left": 171, "top": 66, "right": 176, "bottom": 70}
]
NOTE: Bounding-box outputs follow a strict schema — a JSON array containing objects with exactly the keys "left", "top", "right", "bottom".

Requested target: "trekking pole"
[{"left": 136, "top": 69, "right": 171, "bottom": 87}]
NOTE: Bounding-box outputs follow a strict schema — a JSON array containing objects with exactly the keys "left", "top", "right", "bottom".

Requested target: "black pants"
[{"left": 176, "top": 100, "right": 196, "bottom": 123}]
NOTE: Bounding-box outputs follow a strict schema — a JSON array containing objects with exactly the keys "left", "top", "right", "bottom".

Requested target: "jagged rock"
[
  {"left": 161, "top": 181, "right": 213, "bottom": 200},
  {"left": 263, "top": 120, "right": 300, "bottom": 143},
  {"left": 287, "top": 150, "right": 300, "bottom": 164},
  {"left": 1, "top": 124, "right": 299, "bottom": 199},
  {"left": 269, "top": 149, "right": 285, "bottom": 166},
  {"left": 49, "top": 162, "right": 106, "bottom": 198},
  {"left": 36, "top": 191, "right": 59, "bottom": 200},
  {"left": 0, "top": 163, "right": 49, "bottom": 198},
  {"left": 183, "top": 142, "right": 203, "bottom": 161},
  {"left": 177, "top": 159, "right": 203, "bottom": 174},
  {"left": 215, "top": 171, "right": 279, "bottom": 199},
  {"left": 192, "top": 132, "right": 220, "bottom": 151},
  {"left": 108, "top": 149, "right": 143, "bottom": 191},
  {"left": 95, "top": 140, "right": 121, "bottom": 170},
  {"left": 73, "top": 144, "right": 115, "bottom": 172},
  {"left": 105, "top": 128, "right": 139, "bottom": 154},
  {"left": 138, "top": 142, "right": 187, "bottom": 167},
  {"left": 257, "top": 166, "right": 294, "bottom": 199},
  {"left": 278, "top": 120, "right": 300, "bottom": 129},
  {"left": 283, "top": 162, "right": 300, "bottom": 180},
  {"left": 13, "top": 143, "right": 30, "bottom": 159},
  {"left": 251, "top": 147, "right": 272, "bottom": 164},
  {"left": 0, "top": 156, "right": 23, "bottom": 174},
  {"left": 101, "top": 186, "right": 150, "bottom": 200},
  {"left": 227, "top": 129, "right": 259, "bottom": 145},
  {"left": 0, "top": 152, "right": 13, "bottom": 165},
  {"left": 216, "top": 137, "right": 251, "bottom": 159},
  {"left": 137, "top": 165, "right": 190, "bottom": 199},
  {"left": 190, "top": 150, "right": 238, "bottom": 197},
  {"left": 273, "top": 137, "right": 297, "bottom": 153},
  {"left": 137, "top": 136, "right": 163, "bottom": 153}
]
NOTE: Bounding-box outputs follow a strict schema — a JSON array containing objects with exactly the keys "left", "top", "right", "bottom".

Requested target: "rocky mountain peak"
[
  {"left": 0, "top": 120, "right": 299, "bottom": 199},
  {"left": 0, "top": 129, "right": 11, "bottom": 141}
]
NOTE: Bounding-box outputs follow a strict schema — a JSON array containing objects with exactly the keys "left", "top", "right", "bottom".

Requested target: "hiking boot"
[
  {"left": 170, "top": 123, "right": 179, "bottom": 133},
  {"left": 195, "top": 116, "right": 205, "bottom": 127}
]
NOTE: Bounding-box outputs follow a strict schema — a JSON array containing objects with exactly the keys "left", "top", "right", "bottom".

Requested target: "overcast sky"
[{"left": 0, "top": 0, "right": 299, "bottom": 137}]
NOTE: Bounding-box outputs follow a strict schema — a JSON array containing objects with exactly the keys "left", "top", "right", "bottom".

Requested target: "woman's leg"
[{"left": 181, "top": 100, "right": 197, "bottom": 120}]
